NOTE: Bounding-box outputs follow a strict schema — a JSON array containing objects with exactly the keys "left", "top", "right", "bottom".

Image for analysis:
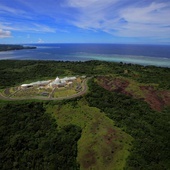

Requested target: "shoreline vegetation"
[
  {"left": 0, "top": 60, "right": 170, "bottom": 170},
  {"left": 0, "top": 44, "right": 36, "bottom": 52}
]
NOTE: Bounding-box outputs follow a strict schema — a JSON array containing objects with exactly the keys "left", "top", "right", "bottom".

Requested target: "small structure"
[
  {"left": 21, "top": 84, "right": 33, "bottom": 89},
  {"left": 41, "top": 92, "right": 49, "bottom": 96},
  {"left": 81, "top": 76, "right": 86, "bottom": 79}
]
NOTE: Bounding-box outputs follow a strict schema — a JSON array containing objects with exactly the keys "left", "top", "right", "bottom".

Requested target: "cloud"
[
  {"left": 0, "top": 4, "right": 26, "bottom": 15},
  {"left": 115, "top": 2, "right": 170, "bottom": 38},
  {"left": 65, "top": 0, "right": 119, "bottom": 28},
  {"left": 0, "top": 0, "right": 170, "bottom": 43},
  {"left": 66, "top": 0, "right": 118, "bottom": 8},
  {"left": 64, "top": 0, "right": 170, "bottom": 39},
  {"left": 0, "top": 29, "right": 11, "bottom": 38},
  {"left": 0, "top": 2, "right": 56, "bottom": 34},
  {"left": 121, "top": 2, "right": 169, "bottom": 24},
  {"left": 38, "top": 38, "right": 44, "bottom": 43},
  {"left": 32, "top": 23, "right": 56, "bottom": 33},
  {"left": 0, "top": 22, "right": 56, "bottom": 33}
]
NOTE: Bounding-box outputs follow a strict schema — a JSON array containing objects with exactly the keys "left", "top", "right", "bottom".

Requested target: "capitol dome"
[{"left": 54, "top": 77, "right": 60, "bottom": 83}]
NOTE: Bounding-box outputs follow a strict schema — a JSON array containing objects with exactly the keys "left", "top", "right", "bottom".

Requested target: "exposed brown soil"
[
  {"left": 98, "top": 76, "right": 129, "bottom": 92},
  {"left": 140, "top": 86, "right": 170, "bottom": 111},
  {"left": 102, "top": 127, "right": 122, "bottom": 165},
  {"left": 82, "top": 150, "right": 96, "bottom": 169},
  {"left": 161, "top": 91, "right": 170, "bottom": 105},
  {"left": 81, "top": 123, "right": 123, "bottom": 169},
  {"left": 103, "top": 128, "right": 118, "bottom": 144},
  {"left": 97, "top": 76, "right": 170, "bottom": 112}
]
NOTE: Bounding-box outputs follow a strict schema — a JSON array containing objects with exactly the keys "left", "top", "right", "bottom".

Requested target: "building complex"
[{"left": 21, "top": 76, "right": 77, "bottom": 89}]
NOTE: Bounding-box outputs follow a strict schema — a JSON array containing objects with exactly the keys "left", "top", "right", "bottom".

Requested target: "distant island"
[{"left": 0, "top": 44, "right": 36, "bottom": 52}]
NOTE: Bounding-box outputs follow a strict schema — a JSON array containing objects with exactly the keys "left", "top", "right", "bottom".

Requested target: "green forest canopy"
[{"left": 0, "top": 60, "right": 170, "bottom": 170}]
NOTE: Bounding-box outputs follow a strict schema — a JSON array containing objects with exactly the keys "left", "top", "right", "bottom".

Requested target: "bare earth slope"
[{"left": 97, "top": 76, "right": 170, "bottom": 112}]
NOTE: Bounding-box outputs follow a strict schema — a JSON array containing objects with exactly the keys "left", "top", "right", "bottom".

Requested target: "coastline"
[
  {"left": 0, "top": 44, "right": 36, "bottom": 52},
  {"left": 0, "top": 44, "right": 170, "bottom": 68}
]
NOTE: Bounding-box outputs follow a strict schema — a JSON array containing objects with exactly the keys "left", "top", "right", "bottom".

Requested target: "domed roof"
[{"left": 54, "top": 77, "right": 60, "bottom": 83}]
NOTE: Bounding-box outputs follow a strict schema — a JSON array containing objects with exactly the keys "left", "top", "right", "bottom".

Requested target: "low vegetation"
[
  {"left": 85, "top": 78, "right": 170, "bottom": 170},
  {"left": 0, "top": 60, "right": 170, "bottom": 170},
  {"left": 46, "top": 99, "right": 132, "bottom": 170},
  {"left": 0, "top": 101, "right": 81, "bottom": 170}
]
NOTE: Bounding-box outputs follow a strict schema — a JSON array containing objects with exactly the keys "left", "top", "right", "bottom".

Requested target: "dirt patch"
[
  {"left": 90, "top": 116, "right": 103, "bottom": 134},
  {"left": 98, "top": 76, "right": 129, "bottom": 93},
  {"left": 97, "top": 76, "right": 170, "bottom": 112},
  {"left": 81, "top": 150, "right": 96, "bottom": 169},
  {"left": 90, "top": 121, "right": 100, "bottom": 134},
  {"left": 102, "top": 147, "right": 114, "bottom": 165},
  {"left": 102, "top": 127, "right": 122, "bottom": 165},
  {"left": 140, "top": 86, "right": 170, "bottom": 111},
  {"left": 161, "top": 91, "right": 170, "bottom": 106},
  {"left": 81, "top": 125, "right": 124, "bottom": 169},
  {"left": 103, "top": 128, "right": 118, "bottom": 144}
]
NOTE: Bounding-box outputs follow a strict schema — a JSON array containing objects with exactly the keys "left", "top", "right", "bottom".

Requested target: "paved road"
[{"left": 0, "top": 77, "right": 91, "bottom": 101}]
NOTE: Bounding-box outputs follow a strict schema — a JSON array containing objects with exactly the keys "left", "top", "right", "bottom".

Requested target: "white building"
[
  {"left": 21, "top": 80, "right": 51, "bottom": 89},
  {"left": 49, "top": 76, "right": 76, "bottom": 88},
  {"left": 21, "top": 76, "right": 77, "bottom": 89}
]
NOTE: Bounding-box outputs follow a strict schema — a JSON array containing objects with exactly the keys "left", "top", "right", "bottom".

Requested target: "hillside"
[{"left": 0, "top": 60, "right": 170, "bottom": 170}]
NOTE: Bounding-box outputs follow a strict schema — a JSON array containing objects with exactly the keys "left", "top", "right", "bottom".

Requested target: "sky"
[{"left": 0, "top": 0, "right": 170, "bottom": 44}]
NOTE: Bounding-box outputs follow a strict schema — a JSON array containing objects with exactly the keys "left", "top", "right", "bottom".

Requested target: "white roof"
[
  {"left": 62, "top": 76, "right": 76, "bottom": 81},
  {"left": 61, "top": 80, "right": 66, "bottom": 84},
  {"left": 21, "top": 80, "right": 51, "bottom": 87},
  {"left": 21, "top": 84, "right": 29, "bottom": 87}
]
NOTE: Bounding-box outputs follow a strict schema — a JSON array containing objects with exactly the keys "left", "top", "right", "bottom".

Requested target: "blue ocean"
[{"left": 0, "top": 44, "right": 170, "bottom": 67}]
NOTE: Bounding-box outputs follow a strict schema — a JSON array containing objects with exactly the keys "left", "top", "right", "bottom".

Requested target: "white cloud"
[
  {"left": 0, "top": 3, "right": 56, "bottom": 34},
  {"left": 65, "top": 0, "right": 170, "bottom": 39},
  {"left": 0, "top": 22, "right": 55, "bottom": 33},
  {"left": 121, "top": 2, "right": 169, "bottom": 24},
  {"left": 115, "top": 2, "right": 170, "bottom": 37},
  {"left": 0, "top": 4, "right": 26, "bottom": 15},
  {"left": 32, "top": 23, "right": 56, "bottom": 33},
  {"left": 0, "top": 29, "right": 11, "bottom": 38},
  {"left": 66, "top": 0, "right": 118, "bottom": 8},
  {"left": 1, "top": 0, "right": 170, "bottom": 42},
  {"left": 38, "top": 38, "right": 44, "bottom": 43}
]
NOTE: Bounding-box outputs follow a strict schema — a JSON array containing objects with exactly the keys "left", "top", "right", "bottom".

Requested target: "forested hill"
[
  {"left": 0, "top": 60, "right": 170, "bottom": 89},
  {"left": 0, "top": 44, "right": 36, "bottom": 52},
  {"left": 0, "top": 101, "right": 81, "bottom": 169},
  {"left": 0, "top": 60, "right": 170, "bottom": 170}
]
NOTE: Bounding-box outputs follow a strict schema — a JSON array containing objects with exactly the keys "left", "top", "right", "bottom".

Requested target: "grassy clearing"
[
  {"left": 46, "top": 99, "right": 132, "bottom": 170},
  {"left": 0, "top": 89, "right": 5, "bottom": 96},
  {"left": 54, "top": 88, "right": 77, "bottom": 98},
  {"left": 13, "top": 88, "right": 49, "bottom": 98},
  {"left": 125, "top": 80, "right": 159, "bottom": 98}
]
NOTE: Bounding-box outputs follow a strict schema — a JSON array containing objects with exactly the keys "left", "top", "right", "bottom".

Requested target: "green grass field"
[
  {"left": 46, "top": 99, "right": 132, "bottom": 170},
  {"left": 54, "top": 88, "right": 77, "bottom": 98}
]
